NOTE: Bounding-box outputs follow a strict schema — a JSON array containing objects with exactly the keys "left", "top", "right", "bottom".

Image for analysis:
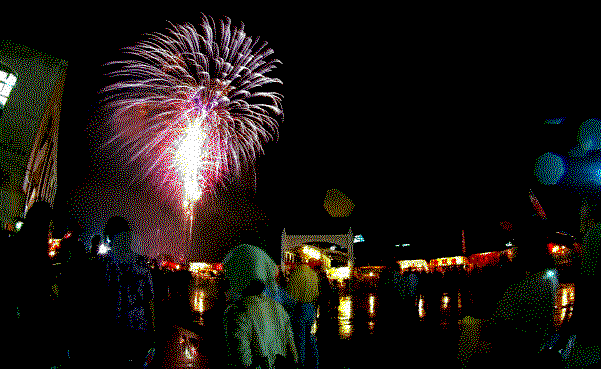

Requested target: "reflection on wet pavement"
[
  {"left": 176, "top": 273, "right": 580, "bottom": 368},
  {"left": 338, "top": 296, "right": 353, "bottom": 339},
  {"left": 555, "top": 283, "right": 575, "bottom": 326}
]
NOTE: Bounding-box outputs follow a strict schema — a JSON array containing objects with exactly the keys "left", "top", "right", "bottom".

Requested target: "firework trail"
[{"left": 101, "top": 13, "right": 283, "bottom": 208}]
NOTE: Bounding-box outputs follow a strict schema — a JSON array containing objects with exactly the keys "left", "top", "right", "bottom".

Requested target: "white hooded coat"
[{"left": 222, "top": 244, "right": 298, "bottom": 368}]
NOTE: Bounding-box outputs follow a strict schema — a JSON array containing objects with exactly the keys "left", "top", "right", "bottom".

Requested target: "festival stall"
[
  {"left": 399, "top": 259, "right": 429, "bottom": 273},
  {"left": 429, "top": 255, "right": 469, "bottom": 272},
  {"left": 468, "top": 251, "right": 500, "bottom": 269}
]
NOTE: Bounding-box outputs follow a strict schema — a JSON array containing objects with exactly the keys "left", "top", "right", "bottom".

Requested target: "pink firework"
[{"left": 101, "top": 14, "right": 283, "bottom": 206}]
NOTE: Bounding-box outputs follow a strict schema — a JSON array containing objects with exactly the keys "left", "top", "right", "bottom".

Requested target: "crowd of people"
[
  {"left": 7, "top": 200, "right": 340, "bottom": 368},
  {"left": 6, "top": 200, "right": 599, "bottom": 368},
  {"left": 8, "top": 202, "right": 158, "bottom": 368}
]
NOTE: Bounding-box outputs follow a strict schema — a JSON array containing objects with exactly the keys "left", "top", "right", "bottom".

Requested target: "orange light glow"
[
  {"left": 418, "top": 295, "right": 425, "bottom": 318},
  {"left": 192, "top": 290, "right": 204, "bottom": 312},
  {"left": 442, "top": 295, "right": 449, "bottom": 309}
]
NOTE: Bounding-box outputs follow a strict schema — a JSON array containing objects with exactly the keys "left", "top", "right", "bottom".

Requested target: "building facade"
[{"left": 0, "top": 40, "right": 67, "bottom": 231}]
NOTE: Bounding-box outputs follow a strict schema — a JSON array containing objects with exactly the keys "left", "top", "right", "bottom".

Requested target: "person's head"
[
  {"left": 103, "top": 216, "right": 133, "bottom": 262},
  {"left": 22, "top": 201, "right": 52, "bottom": 239},
  {"left": 61, "top": 236, "right": 87, "bottom": 264},
  {"left": 515, "top": 219, "right": 556, "bottom": 274},
  {"left": 104, "top": 216, "right": 130, "bottom": 239},
  {"left": 288, "top": 263, "right": 319, "bottom": 303}
]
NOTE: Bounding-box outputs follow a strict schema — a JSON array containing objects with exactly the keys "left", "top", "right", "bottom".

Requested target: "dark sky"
[{"left": 5, "top": 6, "right": 599, "bottom": 263}]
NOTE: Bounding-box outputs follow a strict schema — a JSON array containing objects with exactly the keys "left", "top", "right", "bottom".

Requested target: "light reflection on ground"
[
  {"left": 338, "top": 296, "right": 353, "bottom": 339},
  {"left": 157, "top": 271, "right": 581, "bottom": 368},
  {"left": 188, "top": 273, "right": 577, "bottom": 343},
  {"left": 555, "top": 283, "right": 575, "bottom": 326}
]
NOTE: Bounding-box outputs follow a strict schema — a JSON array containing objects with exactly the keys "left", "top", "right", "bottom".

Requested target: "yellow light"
[
  {"left": 339, "top": 296, "right": 351, "bottom": 320},
  {"left": 368, "top": 294, "right": 375, "bottom": 316},
  {"left": 184, "top": 345, "right": 194, "bottom": 360},
  {"left": 327, "top": 266, "right": 350, "bottom": 281},
  {"left": 49, "top": 250, "right": 56, "bottom": 257},
  {"left": 193, "top": 290, "right": 204, "bottom": 312},
  {"left": 339, "top": 323, "right": 352, "bottom": 338},
  {"left": 338, "top": 296, "right": 352, "bottom": 338},
  {"left": 302, "top": 245, "right": 321, "bottom": 260},
  {"left": 418, "top": 295, "right": 425, "bottom": 318},
  {"left": 442, "top": 295, "right": 449, "bottom": 309},
  {"left": 189, "top": 262, "right": 212, "bottom": 273},
  {"left": 560, "top": 307, "right": 567, "bottom": 321}
]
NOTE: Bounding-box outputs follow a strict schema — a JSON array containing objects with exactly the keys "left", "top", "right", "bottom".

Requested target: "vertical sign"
[{"left": 462, "top": 230, "right": 466, "bottom": 255}]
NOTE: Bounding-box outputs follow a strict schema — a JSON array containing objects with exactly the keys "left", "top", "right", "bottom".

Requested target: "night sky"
[{"left": 5, "top": 6, "right": 599, "bottom": 263}]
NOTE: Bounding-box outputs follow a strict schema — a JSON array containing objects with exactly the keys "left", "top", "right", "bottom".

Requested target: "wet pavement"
[
  {"left": 151, "top": 270, "right": 577, "bottom": 368},
  {"left": 43, "top": 268, "right": 581, "bottom": 368}
]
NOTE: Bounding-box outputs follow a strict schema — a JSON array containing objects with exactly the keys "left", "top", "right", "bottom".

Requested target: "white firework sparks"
[{"left": 101, "top": 13, "right": 283, "bottom": 206}]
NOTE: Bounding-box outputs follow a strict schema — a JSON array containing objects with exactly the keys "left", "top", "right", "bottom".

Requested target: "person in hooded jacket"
[{"left": 222, "top": 244, "right": 298, "bottom": 368}]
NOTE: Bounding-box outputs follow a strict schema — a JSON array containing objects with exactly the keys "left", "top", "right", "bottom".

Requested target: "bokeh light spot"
[
  {"left": 534, "top": 152, "right": 565, "bottom": 185},
  {"left": 324, "top": 189, "right": 354, "bottom": 217},
  {"left": 544, "top": 117, "right": 565, "bottom": 124},
  {"left": 577, "top": 118, "right": 601, "bottom": 152}
]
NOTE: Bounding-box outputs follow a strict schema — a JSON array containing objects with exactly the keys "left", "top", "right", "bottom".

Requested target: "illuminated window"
[{"left": 0, "top": 65, "right": 17, "bottom": 108}]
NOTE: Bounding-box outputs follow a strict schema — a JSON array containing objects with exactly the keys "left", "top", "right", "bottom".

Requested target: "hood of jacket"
[{"left": 223, "top": 244, "right": 278, "bottom": 302}]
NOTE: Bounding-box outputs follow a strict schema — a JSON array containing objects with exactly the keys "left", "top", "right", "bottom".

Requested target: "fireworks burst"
[{"left": 101, "top": 13, "right": 283, "bottom": 209}]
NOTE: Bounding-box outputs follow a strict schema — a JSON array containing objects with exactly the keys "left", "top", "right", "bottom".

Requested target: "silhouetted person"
[
  {"left": 287, "top": 262, "right": 319, "bottom": 369},
  {"left": 100, "top": 216, "right": 156, "bottom": 367},
  {"left": 10, "top": 201, "right": 54, "bottom": 366},
  {"left": 311, "top": 260, "right": 334, "bottom": 321},
  {"left": 58, "top": 224, "right": 91, "bottom": 364},
  {"left": 567, "top": 206, "right": 600, "bottom": 367},
  {"left": 264, "top": 264, "right": 296, "bottom": 320},
  {"left": 462, "top": 218, "right": 563, "bottom": 368}
]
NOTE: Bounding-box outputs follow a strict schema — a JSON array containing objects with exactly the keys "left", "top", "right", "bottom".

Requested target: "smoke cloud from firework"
[{"left": 100, "top": 13, "right": 283, "bottom": 209}]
